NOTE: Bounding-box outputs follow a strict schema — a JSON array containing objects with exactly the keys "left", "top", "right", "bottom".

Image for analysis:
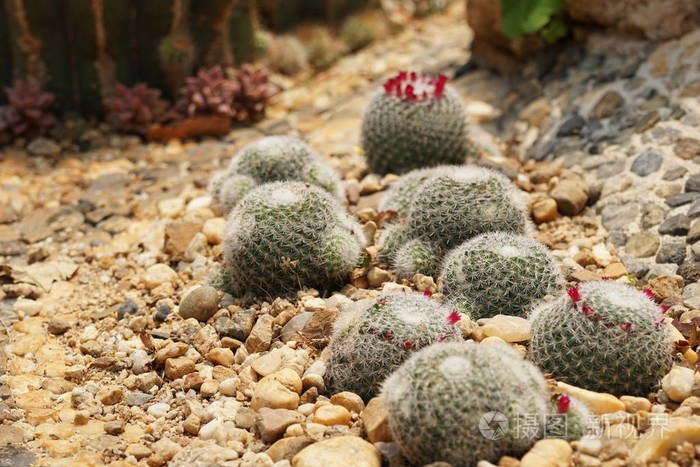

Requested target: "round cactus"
[
  {"left": 325, "top": 291, "right": 465, "bottom": 400},
  {"left": 210, "top": 136, "right": 341, "bottom": 214},
  {"left": 361, "top": 71, "right": 471, "bottom": 175},
  {"left": 393, "top": 239, "right": 441, "bottom": 279},
  {"left": 381, "top": 341, "right": 552, "bottom": 466},
  {"left": 529, "top": 281, "right": 674, "bottom": 396},
  {"left": 441, "top": 232, "right": 563, "bottom": 320},
  {"left": 220, "top": 182, "right": 364, "bottom": 298},
  {"left": 378, "top": 165, "right": 457, "bottom": 218},
  {"left": 544, "top": 395, "right": 596, "bottom": 441}
]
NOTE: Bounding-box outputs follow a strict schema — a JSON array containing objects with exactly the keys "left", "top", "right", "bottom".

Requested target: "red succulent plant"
[{"left": 0, "top": 77, "right": 56, "bottom": 144}]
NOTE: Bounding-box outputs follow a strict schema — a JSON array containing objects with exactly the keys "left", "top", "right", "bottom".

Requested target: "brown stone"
[
  {"left": 531, "top": 197, "right": 558, "bottom": 223},
  {"left": 361, "top": 398, "right": 392, "bottom": 443},
  {"left": 267, "top": 436, "right": 314, "bottom": 462},
  {"left": 164, "top": 357, "right": 195, "bottom": 380},
  {"left": 164, "top": 221, "right": 202, "bottom": 259},
  {"left": 550, "top": 180, "right": 588, "bottom": 216},
  {"left": 300, "top": 308, "right": 339, "bottom": 341},
  {"left": 674, "top": 138, "right": 700, "bottom": 160},
  {"left": 246, "top": 314, "right": 274, "bottom": 353},
  {"left": 256, "top": 408, "right": 303, "bottom": 442}
]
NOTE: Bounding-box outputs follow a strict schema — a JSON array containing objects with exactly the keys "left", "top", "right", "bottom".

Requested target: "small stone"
[
  {"left": 661, "top": 366, "right": 694, "bottom": 402},
  {"left": 206, "top": 348, "right": 234, "bottom": 367},
  {"left": 603, "top": 262, "right": 628, "bottom": 279},
  {"left": 203, "top": 217, "right": 226, "bottom": 244},
  {"left": 251, "top": 369, "right": 302, "bottom": 410},
  {"left": 629, "top": 418, "right": 700, "bottom": 463},
  {"left": 126, "top": 391, "right": 153, "bottom": 406},
  {"left": 246, "top": 314, "right": 273, "bottom": 353},
  {"left": 104, "top": 421, "right": 124, "bottom": 435},
  {"left": 620, "top": 395, "right": 652, "bottom": 413},
  {"left": 117, "top": 298, "right": 139, "bottom": 319},
  {"left": 367, "top": 267, "right": 391, "bottom": 287},
  {"left": 361, "top": 397, "right": 392, "bottom": 443},
  {"left": 280, "top": 312, "right": 313, "bottom": 343},
  {"left": 678, "top": 262, "right": 700, "bottom": 284},
  {"left": 557, "top": 382, "right": 625, "bottom": 414},
  {"left": 47, "top": 318, "right": 71, "bottom": 335},
  {"left": 292, "top": 436, "right": 381, "bottom": 467},
  {"left": 642, "top": 204, "right": 667, "bottom": 228},
  {"left": 520, "top": 439, "right": 572, "bottom": 467},
  {"left": 532, "top": 197, "right": 557, "bottom": 223},
  {"left": 674, "top": 138, "right": 700, "bottom": 160},
  {"left": 97, "top": 387, "right": 123, "bottom": 405},
  {"left": 665, "top": 192, "right": 700, "bottom": 207},
  {"left": 164, "top": 357, "right": 195, "bottom": 380},
  {"left": 200, "top": 380, "right": 219, "bottom": 397},
  {"left": 481, "top": 315, "right": 530, "bottom": 342},
  {"left": 686, "top": 173, "right": 700, "bottom": 192},
  {"left": 550, "top": 180, "right": 588, "bottom": 216},
  {"left": 179, "top": 286, "right": 219, "bottom": 322},
  {"left": 267, "top": 436, "right": 314, "bottom": 463},
  {"left": 601, "top": 204, "right": 639, "bottom": 231},
  {"left": 557, "top": 114, "right": 585, "bottom": 136},
  {"left": 0, "top": 446, "right": 35, "bottom": 467},
  {"left": 591, "top": 91, "right": 624, "bottom": 119},
  {"left": 149, "top": 438, "right": 180, "bottom": 466},
  {"left": 662, "top": 166, "right": 688, "bottom": 181},
  {"left": 142, "top": 264, "right": 177, "bottom": 289},
  {"left": 655, "top": 243, "right": 686, "bottom": 265},
  {"left": 689, "top": 200, "right": 700, "bottom": 218},
  {"left": 659, "top": 215, "right": 691, "bottom": 236},
  {"left": 148, "top": 402, "right": 170, "bottom": 417},
  {"left": 27, "top": 137, "right": 61, "bottom": 156},
  {"left": 313, "top": 404, "right": 352, "bottom": 426},
  {"left": 257, "top": 408, "right": 304, "bottom": 442},
  {"left": 183, "top": 414, "right": 201, "bottom": 435},
  {"left": 630, "top": 150, "right": 662, "bottom": 176},
  {"left": 300, "top": 308, "right": 339, "bottom": 341},
  {"left": 330, "top": 392, "right": 365, "bottom": 414},
  {"left": 625, "top": 232, "right": 660, "bottom": 258},
  {"left": 219, "top": 377, "right": 240, "bottom": 396}
]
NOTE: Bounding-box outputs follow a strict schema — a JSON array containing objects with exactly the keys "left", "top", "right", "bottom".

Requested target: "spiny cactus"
[
  {"left": 441, "top": 232, "right": 563, "bottom": 320},
  {"left": 220, "top": 182, "right": 364, "bottom": 298},
  {"left": 210, "top": 136, "right": 342, "bottom": 214},
  {"left": 0, "top": 78, "right": 56, "bottom": 144},
  {"left": 378, "top": 165, "right": 458, "bottom": 218},
  {"left": 378, "top": 168, "right": 531, "bottom": 278},
  {"left": 394, "top": 239, "right": 441, "bottom": 278},
  {"left": 381, "top": 341, "right": 552, "bottom": 466},
  {"left": 361, "top": 71, "right": 472, "bottom": 175},
  {"left": 544, "top": 394, "right": 596, "bottom": 441},
  {"left": 529, "top": 281, "right": 674, "bottom": 396},
  {"left": 325, "top": 291, "right": 465, "bottom": 400}
]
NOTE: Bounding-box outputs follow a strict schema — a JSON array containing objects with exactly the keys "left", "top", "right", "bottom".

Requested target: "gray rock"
[
  {"left": 662, "top": 166, "right": 688, "bottom": 181},
  {"left": 655, "top": 242, "right": 686, "bottom": 265},
  {"left": 645, "top": 263, "right": 679, "bottom": 279},
  {"left": 688, "top": 200, "right": 700, "bottom": 218},
  {"left": 179, "top": 286, "right": 220, "bottom": 322},
  {"left": 0, "top": 446, "right": 35, "bottom": 467},
  {"left": 665, "top": 193, "right": 700, "bottom": 207},
  {"left": 625, "top": 231, "right": 660, "bottom": 258},
  {"left": 630, "top": 150, "right": 662, "bottom": 176},
  {"left": 557, "top": 114, "right": 585, "bottom": 137},
  {"left": 679, "top": 262, "right": 700, "bottom": 284},
  {"left": 658, "top": 214, "right": 691, "bottom": 236},
  {"left": 229, "top": 309, "right": 256, "bottom": 341},
  {"left": 682, "top": 283, "right": 700, "bottom": 299},
  {"left": 642, "top": 204, "right": 667, "bottom": 228},
  {"left": 621, "top": 256, "right": 649, "bottom": 278},
  {"left": 685, "top": 173, "right": 700, "bottom": 192},
  {"left": 126, "top": 391, "right": 153, "bottom": 406},
  {"left": 596, "top": 159, "right": 626, "bottom": 179},
  {"left": 601, "top": 203, "right": 639, "bottom": 231},
  {"left": 280, "top": 312, "right": 314, "bottom": 343},
  {"left": 608, "top": 231, "right": 627, "bottom": 247},
  {"left": 688, "top": 220, "right": 700, "bottom": 244}
]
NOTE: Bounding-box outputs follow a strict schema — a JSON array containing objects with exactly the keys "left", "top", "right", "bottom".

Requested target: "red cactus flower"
[
  {"left": 642, "top": 288, "right": 655, "bottom": 299},
  {"left": 369, "top": 327, "right": 380, "bottom": 334},
  {"left": 619, "top": 323, "right": 632, "bottom": 332},
  {"left": 660, "top": 305, "right": 668, "bottom": 314},
  {"left": 601, "top": 276, "right": 610, "bottom": 281},
  {"left": 403, "top": 340, "right": 413, "bottom": 349},
  {"left": 446, "top": 311, "right": 462, "bottom": 325},
  {"left": 423, "top": 290, "right": 433, "bottom": 298},
  {"left": 384, "top": 332, "right": 394, "bottom": 340},
  {"left": 557, "top": 395, "right": 570, "bottom": 413},
  {"left": 381, "top": 71, "right": 449, "bottom": 101},
  {"left": 567, "top": 286, "right": 581, "bottom": 303},
  {"left": 582, "top": 306, "right": 593, "bottom": 317}
]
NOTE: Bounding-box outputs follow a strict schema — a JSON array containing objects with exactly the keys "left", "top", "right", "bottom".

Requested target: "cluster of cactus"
[
  {"left": 529, "top": 281, "right": 674, "bottom": 396},
  {"left": 102, "top": 83, "right": 171, "bottom": 134},
  {"left": 218, "top": 182, "right": 364, "bottom": 299},
  {"left": 441, "top": 232, "right": 563, "bottom": 320},
  {"left": 361, "top": 71, "right": 472, "bottom": 175},
  {"left": 378, "top": 165, "right": 455, "bottom": 218},
  {"left": 209, "top": 136, "right": 341, "bottom": 214},
  {"left": 0, "top": 78, "right": 56, "bottom": 144},
  {"left": 324, "top": 290, "right": 464, "bottom": 400},
  {"left": 381, "top": 341, "right": 563, "bottom": 466},
  {"left": 378, "top": 167, "right": 531, "bottom": 278},
  {"left": 175, "top": 65, "right": 277, "bottom": 123}
]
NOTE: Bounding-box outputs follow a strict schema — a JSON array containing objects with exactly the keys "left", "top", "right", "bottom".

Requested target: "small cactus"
[
  {"left": 545, "top": 395, "right": 596, "bottom": 441},
  {"left": 378, "top": 165, "right": 456, "bottom": 218},
  {"left": 378, "top": 168, "right": 531, "bottom": 278},
  {"left": 325, "top": 291, "right": 465, "bottom": 400},
  {"left": 441, "top": 232, "right": 563, "bottom": 320},
  {"left": 381, "top": 341, "right": 552, "bottom": 466},
  {"left": 361, "top": 71, "right": 472, "bottom": 175},
  {"left": 529, "top": 281, "right": 674, "bottom": 396},
  {"left": 210, "top": 136, "right": 342, "bottom": 214},
  {"left": 220, "top": 182, "right": 364, "bottom": 299}
]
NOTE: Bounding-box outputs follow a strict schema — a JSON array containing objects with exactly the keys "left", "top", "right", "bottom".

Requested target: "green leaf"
[
  {"left": 500, "top": 0, "right": 565, "bottom": 38},
  {"left": 540, "top": 16, "right": 567, "bottom": 43}
]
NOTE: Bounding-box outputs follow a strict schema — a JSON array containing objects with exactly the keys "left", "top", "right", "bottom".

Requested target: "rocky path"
[{"left": 3, "top": 1, "right": 700, "bottom": 466}]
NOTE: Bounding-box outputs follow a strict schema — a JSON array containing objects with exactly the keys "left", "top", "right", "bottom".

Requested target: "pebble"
[
  {"left": 557, "top": 382, "right": 625, "bottom": 414},
  {"left": 147, "top": 402, "right": 170, "bottom": 417},
  {"left": 164, "top": 357, "right": 195, "bottom": 380},
  {"left": 591, "top": 91, "right": 624, "bottom": 119},
  {"left": 630, "top": 149, "right": 662, "bottom": 176},
  {"left": 625, "top": 231, "right": 659, "bottom": 258},
  {"left": 367, "top": 267, "right": 392, "bottom": 287},
  {"left": 661, "top": 366, "right": 695, "bottom": 402},
  {"left": 630, "top": 417, "right": 700, "bottom": 463},
  {"left": 220, "top": 377, "right": 240, "bottom": 396},
  {"left": 330, "top": 392, "right": 365, "bottom": 414},
  {"left": 257, "top": 408, "right": 304, "bottom": 442},
  {"left": 550, "top": 180, "right": 588, "bottom": 216},
  {"left": 658, "top": 214, "right": 691, "bottom": 235},
  {"left": 179, "top": 286, "right": 219, "bottom": 322},
  {"left": 267, "top": 436, "right": 314, "bottom": 463},
  {"left": 142, "top": 264, "right": 178, "bottom": 289},
  {"left": 620, "top": 395, "right": 652, "bottom": 413},
  {"left": 251, "top": 369, "right": 302, "bottom": 410},
  {"left": 292, "top": 436, "right": 381, "bottom": 467},
  {"left": 246, "top": 314, "right": 274, "bottom": 353},
  {"left": 685, "top": 173, "right": 700, "bottom": 192},
  {"left": 655, "top": 242, "right": 686, "bottom": 264},
  {"left": 520, "top": 439, "right": 572, "bottom": 467},
  {"left": 481, "top": 315, "right": 531, "bottom": 342},
  {"left": 203, "top": 217, "right": 226, "bottom": 244},
  {"left": 97, "top": 387, "right": 123, "bottom": 405},
  {"left": 313, "top": 404, "right": 352, "bottom": 426},
  {"left": 532, "top": 197, "right": 558, "bottom": 223},
  {"left": 207, "top": 348, "right": 234, "bottom": 367},
  {"left": 361, "top": 397, "right": 392, "bottom": 443}
]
